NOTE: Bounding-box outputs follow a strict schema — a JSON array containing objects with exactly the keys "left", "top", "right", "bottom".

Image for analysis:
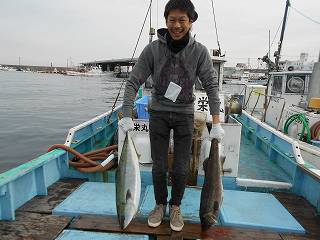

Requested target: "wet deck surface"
[
  {"left": 0, "top": 179, "right": 319, "bottom": 240},
  {"left": 0, "top": 179, "right": 85, "bottom": 240}
]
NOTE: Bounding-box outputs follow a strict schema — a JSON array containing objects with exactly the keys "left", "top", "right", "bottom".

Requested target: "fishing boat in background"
[
  {"left": 224, "top": 0, "right": 320, "bottom": 172},
  {"left": 223, "top": 0, "right": 320, "bottom": 144},
  {"left": 66, "top": 65, "right": 111, "bottom": 77}
]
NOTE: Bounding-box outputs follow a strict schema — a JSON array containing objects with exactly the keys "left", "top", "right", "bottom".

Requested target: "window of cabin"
[{"left": 271, "top": 75, "right": 283, "bottom": 94}]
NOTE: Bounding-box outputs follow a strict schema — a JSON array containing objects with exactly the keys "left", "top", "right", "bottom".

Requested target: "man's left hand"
[{"left": 209, "top": 123, "right": 225, "bottom": 142}]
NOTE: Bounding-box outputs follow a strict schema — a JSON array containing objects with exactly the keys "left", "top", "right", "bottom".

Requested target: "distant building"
[
  {"left": 279, "top": 52, "right": 314, "bottom": 71},
  {"left": 235, "top": 63, "right": 247, "bottom": 70}
]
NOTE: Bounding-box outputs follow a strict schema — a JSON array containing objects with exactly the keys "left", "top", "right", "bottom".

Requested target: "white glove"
[
  {"left": 209, "top": 123, "right": 225, "bottom": 142},
  {"left": 118, "top": 117, "right": 134, "bottom": 133}
]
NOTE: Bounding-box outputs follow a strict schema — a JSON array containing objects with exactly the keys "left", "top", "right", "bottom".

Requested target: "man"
[{"left": 119, "top": 0, "right": 224, "bottom": 232}]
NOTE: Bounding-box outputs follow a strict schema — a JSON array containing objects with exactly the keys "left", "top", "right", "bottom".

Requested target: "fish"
[
  {"left": 116, "top": 132, "right": 141, "bottom": 229},
  {"left": 199, "top": 138, "right": 223, "bottom": 231}
]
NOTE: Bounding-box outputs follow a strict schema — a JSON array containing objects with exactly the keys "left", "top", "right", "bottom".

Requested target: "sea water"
[{"left": 0, "top": 71, "right": 124, "bottom": 173}]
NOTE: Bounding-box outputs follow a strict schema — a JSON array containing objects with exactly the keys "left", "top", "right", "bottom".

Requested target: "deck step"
[
  {"left": 53, "top": 182, "right": 304, "bottom": 234},
  {"left": 53, "top": 182, "right": 117, "bottom": 217},
  {"left": 236, "top": 178, "right": 292, "bottom": 189},
  {"left": 221, "top": 190, "right": 305, "bottom": 234}
]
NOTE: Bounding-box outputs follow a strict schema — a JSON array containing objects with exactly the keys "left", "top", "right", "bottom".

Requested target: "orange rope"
[{"left": 310, "top": 121, "right": 320, "bottom": 140}]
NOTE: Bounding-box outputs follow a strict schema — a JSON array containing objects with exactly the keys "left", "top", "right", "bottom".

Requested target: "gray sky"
[{"left": 0, "top": 0, "right": 319, "bottom": 67}]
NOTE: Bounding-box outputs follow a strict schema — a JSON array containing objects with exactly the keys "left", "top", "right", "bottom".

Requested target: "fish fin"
[
  {"left": 213, "top": 201, "right": 220, "bottom": 211},
  {"left": 220, "top": 156, "right": 226, "bottom": 167},
  {"left": 126, "top": 189, "right": 132, "bottom": 203},
  {"left": 130, "top": 136, "right": 142, "bottom": 159},
  {"left": 201, "top": 212, "right": 218, "bottom": 231},
  {"left": 203, "top": 158, "right": 208, "bottom": 172},
  {"left": 119, "top": 214, "right": 125, "bottom": 229}
]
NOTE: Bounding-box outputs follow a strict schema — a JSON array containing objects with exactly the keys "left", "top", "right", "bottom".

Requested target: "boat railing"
[
  {"left": 241, "top": 111, "right": 305, "bottom": 166},
  {"left": 64, "top": 105, "right": 122, "bottom": 147},
  {"left": 244, "top": 88, "right": 286, "bottom": 130}
]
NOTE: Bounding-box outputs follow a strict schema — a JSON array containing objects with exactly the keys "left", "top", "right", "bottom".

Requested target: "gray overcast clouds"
[{"left": 0, "top": 0, "right": 319, "bottom": 67}]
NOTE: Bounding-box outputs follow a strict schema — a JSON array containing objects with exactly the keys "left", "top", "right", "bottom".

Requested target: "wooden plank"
[
  {"left": 69, "top": 215, "right": 282, "bottom": 240},
  {"left": 273, "top": 192, "right": 320, "bottom": 239},
  {"left": 0, "top": 211, "right": 71, "bottom": 240},
  {"left": 181, "top": 224, "right": 282, "bottom": 240},
  {"left": 156, "top": 236, "right": 170, "bottom": 240},
  {"left": 280, "top": 234, "right": 320, "bottom": 240},
  {"left": 70, "top": 215, "right": 171, "bottom": 236},
  {"left": 17, "top": 178, "right": 85, "bottom": 214}
]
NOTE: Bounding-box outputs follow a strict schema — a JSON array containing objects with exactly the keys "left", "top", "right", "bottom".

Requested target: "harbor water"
[{"left": 0, "top": 71, "right": 124, "bottom": 173}]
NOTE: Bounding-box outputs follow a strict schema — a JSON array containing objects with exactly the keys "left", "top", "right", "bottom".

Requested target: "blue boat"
[{"left": 1, "top": 56, "right": 319, "bottom": 239}]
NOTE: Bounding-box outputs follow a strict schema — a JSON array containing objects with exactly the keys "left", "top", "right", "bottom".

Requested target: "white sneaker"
[
  {"left": 147, "top": 204, "right": 166, "bottom": 228},
  {"left": 170, "top": 205, "right": 184, "bottom": 232}
]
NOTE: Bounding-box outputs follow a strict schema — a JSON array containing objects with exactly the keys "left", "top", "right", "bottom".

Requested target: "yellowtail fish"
[{"left": 116, "top": 132, "right": 141, "bottom": 229}]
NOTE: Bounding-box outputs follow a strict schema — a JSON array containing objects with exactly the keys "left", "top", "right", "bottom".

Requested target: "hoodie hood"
[{"left": 157, "top": 28, "right": 195, "bottom": 46}]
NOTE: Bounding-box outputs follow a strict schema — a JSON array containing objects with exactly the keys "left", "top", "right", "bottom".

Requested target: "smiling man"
[{"left": 119, "top": 0, "right": 224, "bottom": 232}]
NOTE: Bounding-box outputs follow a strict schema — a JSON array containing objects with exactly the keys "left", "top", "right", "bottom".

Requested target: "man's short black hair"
[{"left": 164, "top": 0, "right": 198, "bottom": 22}]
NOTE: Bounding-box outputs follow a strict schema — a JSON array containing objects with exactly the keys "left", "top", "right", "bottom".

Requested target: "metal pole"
[
  {"left": 268, "top": 30, "right": 271, "bottom": 59},
  {"left": 275, "top": 0, "right": 290, "bottom": 71},
  {"left": 156, "top": 0, "right": 159, "bottom": 29}
]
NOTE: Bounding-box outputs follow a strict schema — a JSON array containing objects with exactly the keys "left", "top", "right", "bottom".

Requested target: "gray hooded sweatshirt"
[{"left": 122, "top": 28, "right": 220, "bottom": 117}]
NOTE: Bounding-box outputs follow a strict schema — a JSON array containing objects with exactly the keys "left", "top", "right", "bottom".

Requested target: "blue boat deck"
[
  {"left": 1, "top": 179, "right": 319, "bottom": 239},
  {"left": 238, "top": 134, "right": 292, "bottom": 183},
  {"left": 53, "top": 182, "right": 304, "bottom": 234},
  {"left": 1, "top": 107, "right": 319, "bottom": 239}
]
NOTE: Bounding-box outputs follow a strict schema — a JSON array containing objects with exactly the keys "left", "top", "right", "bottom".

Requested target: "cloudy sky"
[{"left": 0, "top": 0, "right": 319, "bottom": 67}]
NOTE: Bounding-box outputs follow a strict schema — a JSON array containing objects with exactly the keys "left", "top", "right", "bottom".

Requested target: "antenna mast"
[
  {"left": 260, "top": 0, "right": 290, "bottom": 71},
  {"left": 149, "top": 0, "right": 155, "bottom": 43},
  {"left": 274, "top": 0, "right": 291, "bottom": 71}
]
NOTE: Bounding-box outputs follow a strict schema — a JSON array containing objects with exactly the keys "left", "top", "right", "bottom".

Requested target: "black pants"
[{"left": 149, "top": 110, "right": 194, "bottom": 206}]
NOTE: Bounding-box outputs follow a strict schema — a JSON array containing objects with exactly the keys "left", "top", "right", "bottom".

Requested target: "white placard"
[
  {"left": 118, "top": 120, "right": 152, "bottom": 164},
  {"left": 194, "top": 92, "right": 225, "bottom": 122}
]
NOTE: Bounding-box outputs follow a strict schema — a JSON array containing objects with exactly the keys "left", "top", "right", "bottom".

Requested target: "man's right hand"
[{"left": 118, "top": 117, "right": 134, "bottom": 133}]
